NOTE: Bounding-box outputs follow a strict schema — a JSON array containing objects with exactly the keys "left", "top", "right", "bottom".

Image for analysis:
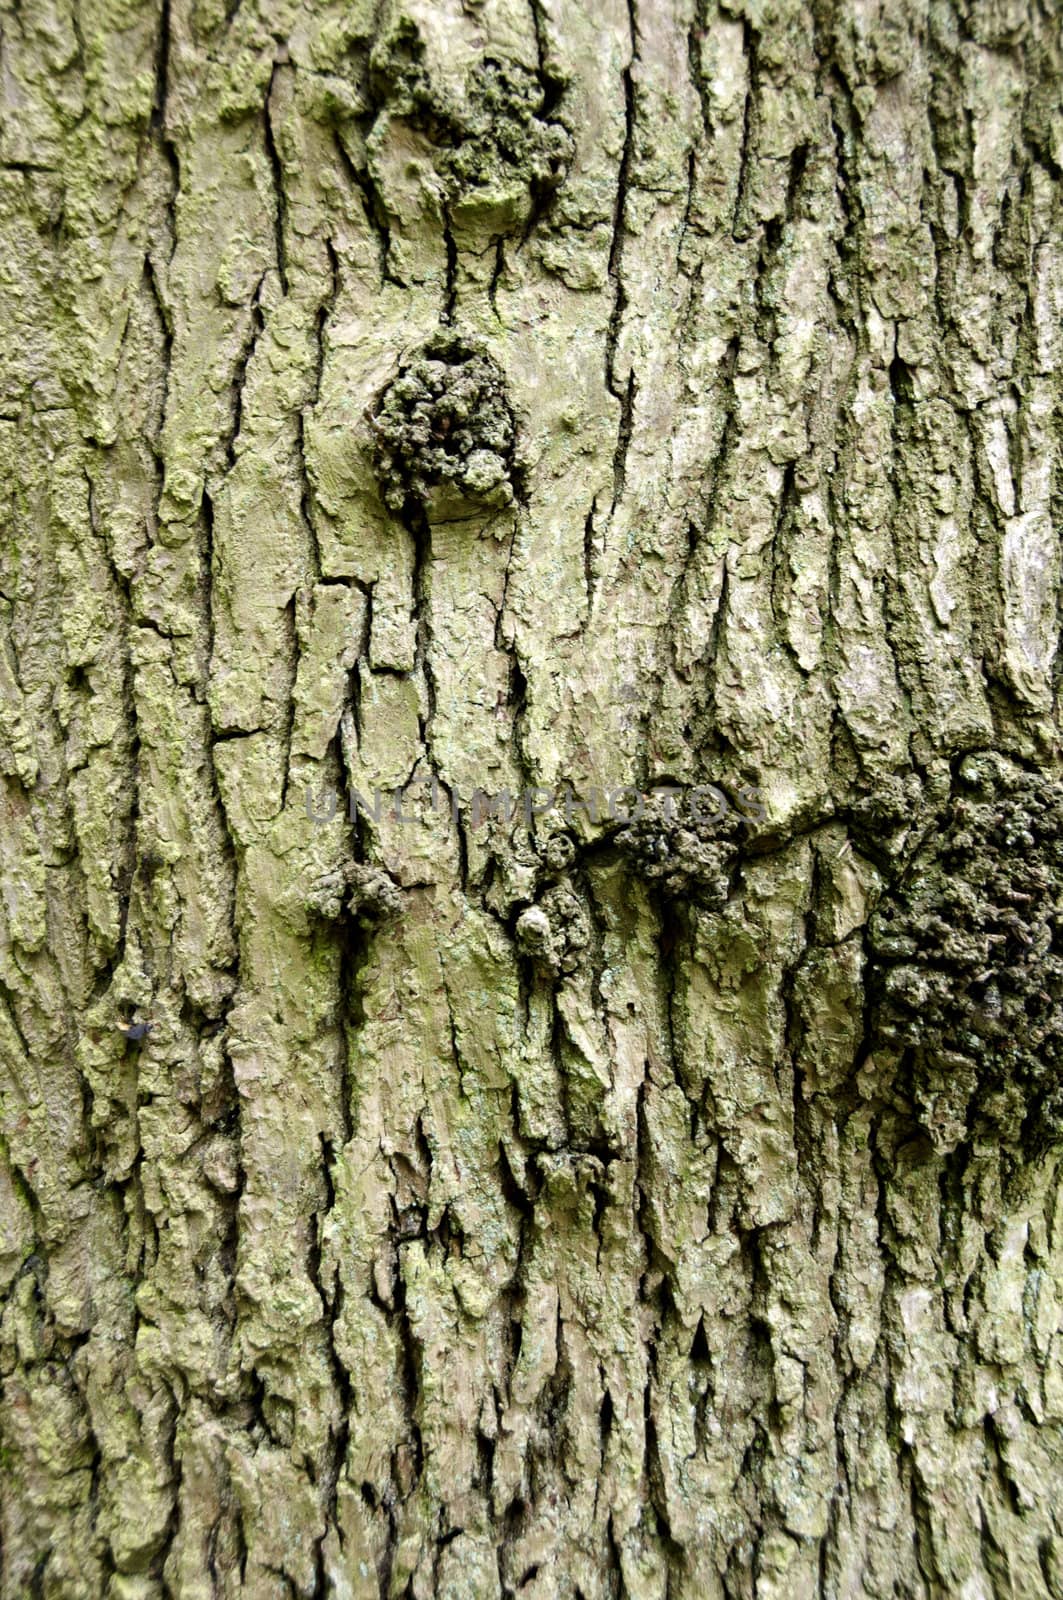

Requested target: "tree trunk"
[{"left": 1, "top": 0, "right": 1062, "bottom": 1594}]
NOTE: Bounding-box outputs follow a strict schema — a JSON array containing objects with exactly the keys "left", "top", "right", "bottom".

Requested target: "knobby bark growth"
[{"left": 0, "top": 0, "right": 1061, "bottom": 1595}]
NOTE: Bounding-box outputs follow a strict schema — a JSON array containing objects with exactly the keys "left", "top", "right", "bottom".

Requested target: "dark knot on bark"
[
  {"left": 371, "top": 333, "right": 519, "bottom": 515},
  {"left": 869, "top": 752, "right": 1063, "bottom": 1154}
]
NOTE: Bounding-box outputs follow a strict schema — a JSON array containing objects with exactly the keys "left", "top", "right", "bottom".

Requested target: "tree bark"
[{"left": 1, "top": 0, "right": 1062, "bottom": 1595}]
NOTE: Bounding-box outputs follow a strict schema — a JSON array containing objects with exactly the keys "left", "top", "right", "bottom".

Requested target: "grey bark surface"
[{"left": 0, "top": 0, "right": 1062, "bottom": 1595}]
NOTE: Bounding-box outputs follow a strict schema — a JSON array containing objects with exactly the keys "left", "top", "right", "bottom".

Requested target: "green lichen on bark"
[{"left": 1, "top": 0, "right": 1062, "bottom": 1593}]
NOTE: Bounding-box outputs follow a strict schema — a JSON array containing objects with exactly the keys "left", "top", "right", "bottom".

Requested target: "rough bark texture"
[{"left": 1, "top": 0, "right": 1062, "bottom": 1595}]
